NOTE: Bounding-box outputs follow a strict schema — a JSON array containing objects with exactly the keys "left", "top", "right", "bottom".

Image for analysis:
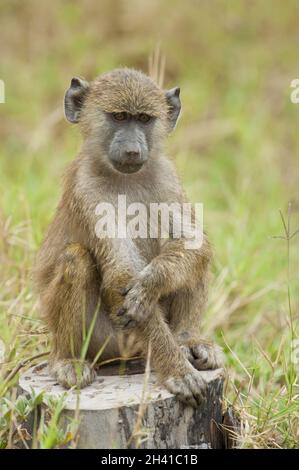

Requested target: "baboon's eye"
[
  {"left": 112, "top": 112, "right": 128, "bottom": 122},
  {"left": 138, "top": 113, "right": 152, "bottom": 124}
]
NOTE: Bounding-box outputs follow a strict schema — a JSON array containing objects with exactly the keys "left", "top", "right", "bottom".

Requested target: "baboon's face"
[
  {"left": 64, "top": 69, "right": 181, "bottom": 174},
  {"left": 101, "top": 111, "right": 153, "bottom": 174}
]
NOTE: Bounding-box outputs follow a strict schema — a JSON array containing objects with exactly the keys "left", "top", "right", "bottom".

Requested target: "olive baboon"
[{"left": 34, "top": 68, "right": 223, "bottom": 407}]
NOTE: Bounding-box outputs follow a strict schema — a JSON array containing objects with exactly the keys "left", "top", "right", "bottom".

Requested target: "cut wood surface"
[{"left": 19, "top": 362, "right": 224, "bottom": 449}]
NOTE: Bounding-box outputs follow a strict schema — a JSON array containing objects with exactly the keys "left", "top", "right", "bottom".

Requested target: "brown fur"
[{"left": 34, "top": 68, "right": 223, "bottom": 406}]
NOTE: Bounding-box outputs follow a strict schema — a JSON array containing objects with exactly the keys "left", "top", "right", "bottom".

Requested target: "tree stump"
[{"left": 18, "top": 361, "right": 224, "bottom": 449}]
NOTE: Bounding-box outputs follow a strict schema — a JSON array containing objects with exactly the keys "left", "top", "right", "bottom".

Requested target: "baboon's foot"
[
  {"left": 50, "top": 359, "right": 96, "bottom": 389},
  {"left": 163, "top": 367, "right": 207, "bottom": 408},
  {"left": 181, "top": 342, "right": 224, "bottom": 371}
]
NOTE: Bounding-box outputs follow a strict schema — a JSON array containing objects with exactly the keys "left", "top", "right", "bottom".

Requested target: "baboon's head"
[{"left": 64, "top": 68, "right": 181, "bottom": 174}]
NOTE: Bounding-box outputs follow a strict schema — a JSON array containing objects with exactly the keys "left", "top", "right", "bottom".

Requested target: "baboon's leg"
[
  {"left": 135, "top": 305, "right": 207, "bottom": 407},
  {"left": 168, "top": 284, "right": 224, "bottom": 370},
  {"left": 41, "top": 243, "right": 101, "bottom": 388}
]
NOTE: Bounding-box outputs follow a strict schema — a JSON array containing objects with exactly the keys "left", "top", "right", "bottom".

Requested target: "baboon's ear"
[
  {"left": 165, "top": 87, "right": 181, "bottom": 130},
  {"left": 64, "top": 77, "right": 90, "bottom": 123}
]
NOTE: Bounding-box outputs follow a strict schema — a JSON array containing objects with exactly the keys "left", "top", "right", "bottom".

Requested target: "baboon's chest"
[{"left": 91, "top": 178, "right": 180, "bottom": 268}]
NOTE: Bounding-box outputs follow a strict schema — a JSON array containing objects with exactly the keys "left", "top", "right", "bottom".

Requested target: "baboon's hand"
[
  {"left": 116, "top": 278, "right": 157, "bottom": 329},
  {"left": 164, "top": 367, "right": 207, "bottom": 408}
]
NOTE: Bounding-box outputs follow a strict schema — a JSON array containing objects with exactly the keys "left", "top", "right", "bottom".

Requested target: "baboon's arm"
[
  {"left": 117, "top": 235, "right": 211, "bottom": 329},
  {"left": 140, "top": 235, "right": 211, "bottom": 299}
]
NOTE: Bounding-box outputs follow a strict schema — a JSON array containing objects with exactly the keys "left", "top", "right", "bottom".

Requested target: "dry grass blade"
[
  {"left": 148, "top": 45, "right": 165, "bottom": 88},
  {"left": 127, "top": 344, "right": 152, "bottom": 448},
  {"left": 3, "top": 351, "right": 49, "bottom": 386}
]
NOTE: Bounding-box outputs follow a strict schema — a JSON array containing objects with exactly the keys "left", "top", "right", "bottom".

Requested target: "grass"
[{"left": 0, "top": 0, "right": 298, "bottom": 448}]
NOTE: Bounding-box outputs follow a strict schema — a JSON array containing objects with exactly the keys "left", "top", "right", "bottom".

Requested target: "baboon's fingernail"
[
  {"left": 117, "top": 307, "right": 126, "bottom": 316},
  {"left": 124, "top": 319, "right": 136, "bottom": 329}
]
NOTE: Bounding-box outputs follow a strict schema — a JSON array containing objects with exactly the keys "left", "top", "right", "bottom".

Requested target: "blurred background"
[{"left": 0, "top": 0, "right": 298, "bottom": 448}]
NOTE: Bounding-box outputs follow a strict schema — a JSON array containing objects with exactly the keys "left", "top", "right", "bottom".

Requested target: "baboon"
[{"left": 34, "top": 68, "right": 223, "bottom": 407}]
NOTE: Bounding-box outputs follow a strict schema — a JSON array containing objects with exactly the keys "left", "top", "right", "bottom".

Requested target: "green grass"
[{"left": 0, "top": 0, "right": 298, "bottom": 448}]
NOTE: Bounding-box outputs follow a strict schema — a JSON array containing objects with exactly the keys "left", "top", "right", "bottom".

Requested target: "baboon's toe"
[
  {"left": 51, "top": 360, "right": 96, "bottom": 389},
  {"left": 164, "top": 368, "right": 207, "bottom": 407},
  {"left": 189, "top": 343, "right": 224, "bottom": 370}
]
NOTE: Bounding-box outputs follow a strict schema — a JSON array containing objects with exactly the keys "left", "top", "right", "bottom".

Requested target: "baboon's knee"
[{"left": 59, "top": 243, "right": 95, "bottom": 285}]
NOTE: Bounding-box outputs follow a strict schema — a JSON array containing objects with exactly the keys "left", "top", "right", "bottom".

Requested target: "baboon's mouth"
[{"left": 112, "top": 161, "right": 144, "bottom": 174}]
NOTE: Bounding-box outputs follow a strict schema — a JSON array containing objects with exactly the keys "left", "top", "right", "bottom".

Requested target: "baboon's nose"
[{"left": 125, "top": 149, "right": 141, "bottom": 160}]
